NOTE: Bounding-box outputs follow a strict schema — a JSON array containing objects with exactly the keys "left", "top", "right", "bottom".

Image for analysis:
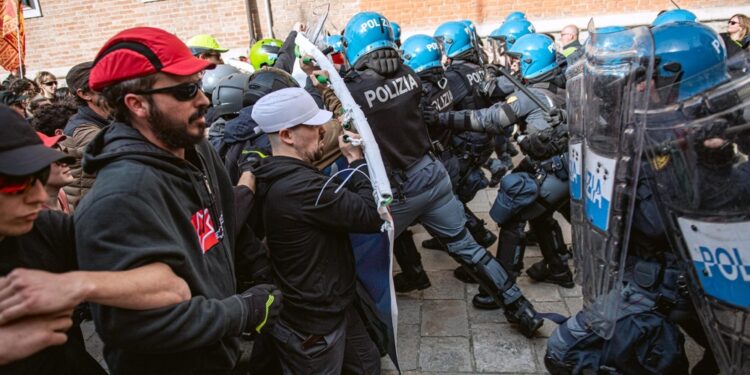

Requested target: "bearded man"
[{"left": 73, "top": 27, "right": 282, "bottom": 374}]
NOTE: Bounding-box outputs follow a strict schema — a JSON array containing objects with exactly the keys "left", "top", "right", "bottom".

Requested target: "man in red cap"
[
  {"left": 0, "top": 105, "right": 191, "bottom": 373},
  {"left": 75, "top": 27, "right": 282, "bottom": 374}
]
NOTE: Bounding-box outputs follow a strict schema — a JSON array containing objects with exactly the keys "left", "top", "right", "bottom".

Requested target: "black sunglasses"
[
  {"left": 42, "top": 80, "right": 57, "bottom": 86},
  {"left": 729, "top": 20, "right": 739, "bottom": 25},
  {"left": 135, "top": 81, "right": 203, "bottom": 101}
]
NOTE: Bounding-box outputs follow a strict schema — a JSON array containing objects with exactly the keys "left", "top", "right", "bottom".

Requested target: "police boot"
[
  {"left": 393, "top": 230, "right": 431, "bottom": 293},
  {"left": 526, "top": 217, "right": 574, "bottom": 288},
  {"left": 526, "top": 260, "right": 574, "bottom": 288},
  {"left": 465, "top": 207, "right": 497, "bottom": 248},
  {"left": 444, "top": 233, "right": 542, "bottom": 337},
  {"left": 504, "top": 296, "right": 544, "bottom": 338}
]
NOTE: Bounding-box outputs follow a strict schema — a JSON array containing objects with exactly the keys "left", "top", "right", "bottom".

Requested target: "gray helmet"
[
  {"left": 202, "top": 64, "right": 240, "bottom": 96},
  {"left": 211, "top": 72, "right": 252, "bottom": 118}
]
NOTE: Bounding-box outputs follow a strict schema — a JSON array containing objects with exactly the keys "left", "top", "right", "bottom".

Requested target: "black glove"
[
  {"left": 422, "top": 104, "right": 439, "bottom": 127},
  {"left": 239, "top": 284, "right": 282, "bottom": 334},
  {"left": 693, "top": 120, "right": 735, "bottom": 169},
  {"left": 543, "top": 108, "right": 566, "bottom": 127},
  {"left": 238, "top": 151, "right": 266, "bottom": 174},
  {"left": 518, "top": 126, "right": 569, "bottom": 161}
]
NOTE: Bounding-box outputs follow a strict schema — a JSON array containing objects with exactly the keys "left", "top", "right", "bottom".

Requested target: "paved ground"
[{"left": 82, "top": 187, "right": 704, "bottom": 374}]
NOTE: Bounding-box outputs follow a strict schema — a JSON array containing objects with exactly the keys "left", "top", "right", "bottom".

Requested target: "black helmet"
[{"left": 245, "top": 66, "right": 299, "bottom": 105}]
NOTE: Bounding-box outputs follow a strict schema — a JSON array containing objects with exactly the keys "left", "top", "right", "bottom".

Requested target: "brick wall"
[
  {"left": 13, "top": 0, "right": 750, "bottom": 76},
  {"left": 22, "top": 0, "right": 250, "bottom": 74}
]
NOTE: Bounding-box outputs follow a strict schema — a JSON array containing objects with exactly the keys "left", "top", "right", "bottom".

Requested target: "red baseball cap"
[
  {"left": 89, "top": 27, "right": 215, "bottom": 91},
  {"left": 36, "top": 132, "right": 65, "bottom": 148}
]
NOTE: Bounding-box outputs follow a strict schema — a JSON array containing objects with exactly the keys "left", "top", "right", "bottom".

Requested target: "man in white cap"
[{"left": 251, "top": 87, "right": 383, "bottom": 374}]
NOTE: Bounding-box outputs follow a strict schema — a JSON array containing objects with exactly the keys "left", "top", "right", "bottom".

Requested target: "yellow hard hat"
[{"left": 186, "top": 34, "right": 228, "bottom": 56}]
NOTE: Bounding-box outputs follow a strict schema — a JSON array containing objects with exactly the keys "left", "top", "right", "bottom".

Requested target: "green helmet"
[
  {"left": 186, "top": 34, "right": 228, "bottom": 56},
  {"left": 249, "top": 39, "right": 283, "bottom": 70}
]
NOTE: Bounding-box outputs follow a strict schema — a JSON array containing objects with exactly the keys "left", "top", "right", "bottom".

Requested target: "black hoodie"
[
  {"left": 75, "top": 123, "right": 246, "bottom": 374},
  {"left": 254, "top": 156, "right": 381, "bottom": 335}
]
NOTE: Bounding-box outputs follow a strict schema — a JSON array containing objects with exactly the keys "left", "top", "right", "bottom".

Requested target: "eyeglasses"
[
  {"left": 0, "top": 167, "right": 50, "bottom": 195},
  {"left": 42, "top": 81, "right": 57, "bottom": 87},
  {"left": 134, "top": 81, "right": 203, "bottom": 101},
  {"left": 728, "top": 21, "right": 739, "bottom": 25}
]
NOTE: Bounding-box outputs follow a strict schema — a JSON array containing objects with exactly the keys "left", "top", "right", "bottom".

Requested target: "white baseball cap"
[{"left": 251, "top": 87, "right": 333, "bottom": 133}]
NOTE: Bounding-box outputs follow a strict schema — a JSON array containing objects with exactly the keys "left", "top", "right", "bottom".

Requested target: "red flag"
[{"left": 0, "top": 0, "right": 25, "bottom": 72}]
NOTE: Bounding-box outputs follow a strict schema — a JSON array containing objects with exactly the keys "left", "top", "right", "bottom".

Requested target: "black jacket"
[
  {"left": 75, "top": 123, "right": 246, "bottom": 374},
  {"left": 254, "top": 156, "right": 381, "bottom": 335},
  {"left": 0, "top": 211, "right": 105, "bottom": 375}
]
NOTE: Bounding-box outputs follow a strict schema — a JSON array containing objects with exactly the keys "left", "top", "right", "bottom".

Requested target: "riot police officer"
[
  {"left": 426, "top": 33, "right": 575, "bottom": 309},
  {"left": 341, "top": 11, "right": 543, "bottom": 337},
  {"left": 546, "top": 22, "right": 727, "bottom": 374},
  {"left": 421, "top": 21, "right": 498, "bottom": 262}
]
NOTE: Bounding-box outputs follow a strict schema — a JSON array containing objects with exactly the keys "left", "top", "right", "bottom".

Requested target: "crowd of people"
[{"left": 0, "top": 6, "right": 748, "bottom": 375}]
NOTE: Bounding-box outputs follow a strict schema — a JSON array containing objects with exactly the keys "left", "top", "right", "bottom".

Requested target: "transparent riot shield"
[
  {"left": 643, "top": 55, "right": 750, "bottom": 374},
  {"left": 578, "top": 25, "right": 655, "bottom": 339},
  {"left": 304, "top": 3, "right": 330, "bottom": 48},
  {"left": 565, "top": 58, "right": 586, "bottom": 287}
]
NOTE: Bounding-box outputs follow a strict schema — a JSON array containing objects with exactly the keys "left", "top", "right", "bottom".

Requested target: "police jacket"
[
  {"left": 419, "top": 68, "right": 455, "bottom": 149},
  {"left": 438, "top": 83, "right": 564, "bottom": 136},
  {"left": 445, "top": 60, "right": 491, "bottom": 110},
  {"left": 345, "top": 54, "right": 431, "bottom": 172}
]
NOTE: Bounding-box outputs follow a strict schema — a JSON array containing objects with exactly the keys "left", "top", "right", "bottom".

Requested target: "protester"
[
  {"left": 34, "top": 71, "right": 58, "bottom": 101},
  {"left": 722, "top": 14, "right": 750, "bottom": 57},
  {"left": 59, "top": 62, "right": 110, "bottom": 211},
  {"left": 0, "top": 105, "right": 193, "bottom": 373},
  {"left": 74, "top": 26, "right": 282, "bottom": 374},
  {"left": 31, "top": 99, "right": 77, "bottom": 136},
  {"left": 35, "top": 132, "right": 75, "bottom": 213},
  {"left": 186, "top": 34, "right": 227, "bottom": 64},
  {"left": 253, "top": 87, "right": 382, "bottom": 374},
  {"left": 0, "top": 91, "right": 27, "bottom": 117}
]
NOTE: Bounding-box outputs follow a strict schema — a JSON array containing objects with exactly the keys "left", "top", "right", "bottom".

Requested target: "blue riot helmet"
[
  {"left": 343, "top": 12, "right": 397, "bottom": 67},
  {"left": 505, "top": 11, "right": 526, "bottom": 21},
  {"left": 652, "top": 21, "right": 729, "bottom": 102},
  {"left": 489, "top": 19, "right": 536, "bottom": 50},
  {"left": 460, "top": 19, "right": 477, "bottom": 36},
  {"left": 401, "top": 34, "right": 443, "bottom": 73},
  {"left": 507, "top": 33, "right": 557, "bottom": 80},
  {"left": 391, "top": 22, "right": 402, "bottom": 43},
  {"left": 434, "top": 21, "right": 474, "bottom": 58},
  {"left": 325, "top": 34, "right": 344, "bottom": 53},
  {"left": 651, "top": 9, "right": 697, "bottom": 27}
]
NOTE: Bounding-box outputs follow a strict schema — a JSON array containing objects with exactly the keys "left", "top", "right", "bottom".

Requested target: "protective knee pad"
[{"left": 489, "top": 172, "right": 538, "bottom": 225}]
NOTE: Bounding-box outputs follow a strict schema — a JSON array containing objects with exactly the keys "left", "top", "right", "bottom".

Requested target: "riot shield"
[
  {"left": 578, "top": 25, "right": 655, "bottom": 339},
  {"left": 304, "top": 3, "right": 330, "bottom": 48},
  {"left": 643, "top": 55, "right": 750, "bottom": 374},
  {"left": 565, "top": 57, "right": 585, "bottom": 287}
]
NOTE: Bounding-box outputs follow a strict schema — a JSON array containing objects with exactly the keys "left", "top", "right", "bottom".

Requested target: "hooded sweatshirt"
[
  {"left": 254, "top": 156, "right": 381, "bottom": 335},
  {"left": 74, "top": 122, "right": 246, "bottom": 375}
]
